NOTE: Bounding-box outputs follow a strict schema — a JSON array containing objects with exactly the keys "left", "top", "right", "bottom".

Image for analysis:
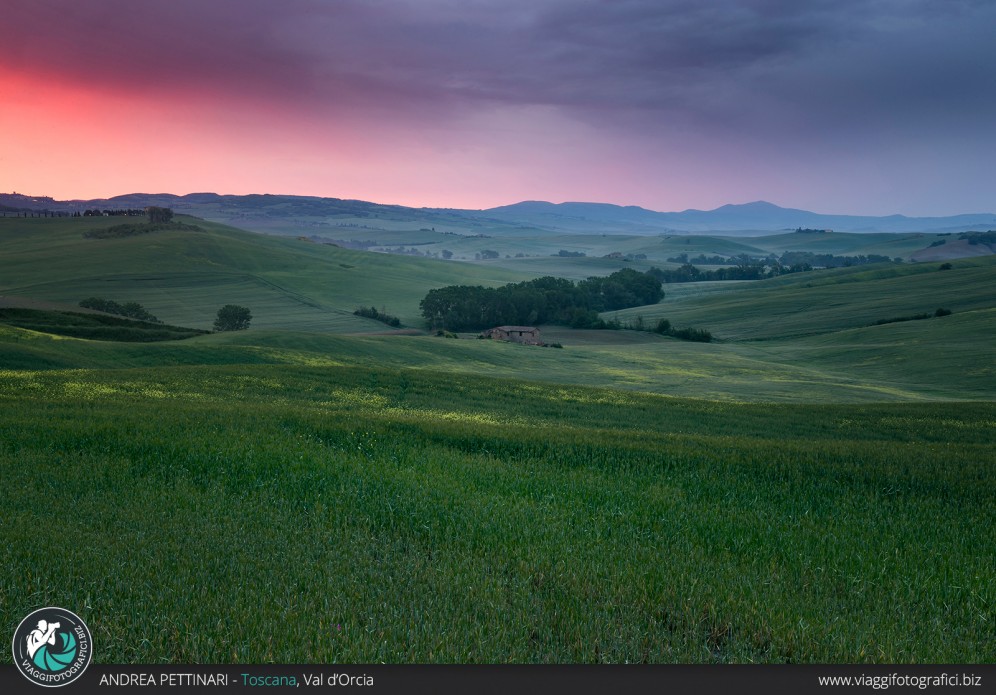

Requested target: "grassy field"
[
  {"left": 1, "top": 215, "right": 992, "bottom": 402},
  {"left": 2, "top": 317, "right": 992, "bottom": 402},
  {"left": 1, "top": 365, "right": 992, "bottom": 663},
  {"left": 613, "top": 256, "right": 996, "bottom": 340},
  {"left": 1, "top": 217, "right": 972, "bottom": 334},
  {"left": 744, "top": 231, "right": 954, "bottom": 258},
  {"left": 210, "top": 210, "right": 955, "bottom": 268},
  {"left": 0, "top": 216, "right": 532, "bottom": 330},
  {"left": 1, "top": 214, "right": 994, "bottom": 664}
]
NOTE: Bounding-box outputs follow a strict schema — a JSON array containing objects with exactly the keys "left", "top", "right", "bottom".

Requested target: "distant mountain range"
[
  {"left": 2, "top": 192, "right": 994, "bottom": 234},
  {"left": 477, "top": 200, "right": 996, "bottom": 234}
]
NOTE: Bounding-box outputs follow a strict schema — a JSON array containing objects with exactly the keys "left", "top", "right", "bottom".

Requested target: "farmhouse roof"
[{"left": 494, "top": 325, "right": 538, "bottom": 332}]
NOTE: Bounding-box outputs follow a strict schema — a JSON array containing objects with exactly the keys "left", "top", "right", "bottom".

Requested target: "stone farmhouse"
[{"left": 480, "top": 326, "right": 542, "bottom": 345}]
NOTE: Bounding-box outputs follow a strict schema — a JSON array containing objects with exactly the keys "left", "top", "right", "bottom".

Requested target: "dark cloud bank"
[
  {"left": 7, "top": 1, "right": 994, "bottom": 123},
  {"left": 5, "top": 1, "right": 994, "bottom": 212}
]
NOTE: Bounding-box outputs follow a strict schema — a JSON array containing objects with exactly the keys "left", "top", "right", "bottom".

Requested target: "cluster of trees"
[
  {"left": 927, "top": 231, "right": 994, "bottom": 250},
  {"left": 651, "top": 251, "right": 899, "bottom": 284},
  {"left": 1, "top": 210, "right": 72, "bottom": 218},
  {"left": 377, "top": 246, "right": 456, "bottom": 260},
  {"left": 666, "top": 253, "right": 731, "bottom": 265},
  {"left": 354, "top": 306, "right": 401, "bottom": 327},
  {"left": 146, "top": 206, "right": 174, "bottom": 224},
  {"left": 961, "top": 230, "right": 996, "bottom": 246},
  {"left": 621, "top": 316, "right": 713, "bottom": 342},
  {"left": 382, "top": 246, "right": 434, "bottom": 257},
  {"left": 420, "top": 268, "right": 664, "bottom": 331},
  {"left": 648, "top": 262, "right": 772, "bottom": 283},
  {"left": 79, "top": 298, "right": 253, "bottom": 332},
  {"left": 79, "top": 297, "right": 160, "bottom": 323},
  {"left": 79, "top": 209, "right": 145, "bottom": 217},
  {"left": 776, "top": 251, "right": 894, "bottom": 269},
  {"left": 77, "top": 204, "right": 183, "bottom": 240}
]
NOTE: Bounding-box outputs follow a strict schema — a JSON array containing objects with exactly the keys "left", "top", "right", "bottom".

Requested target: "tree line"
[
  {"left": 79, "top": 209, "right": 146, "bottom": 217},
  {"left": 961, "top": 230, "right": 996, "bottom": 246},
  {"left": 420, "top": 268, "right": 664, "bottom": 331},
  {"left": 79, "top": 297, "right": 161, "bottom": 323},
  {"left": 777, "top": 251, "right": 894, "bottom": 269},
  {"left": 649, "top": 252, "right": 898, "bottom": 283},
  {"left": 0, "top": 210, "right": 73, "bottom": 218}
]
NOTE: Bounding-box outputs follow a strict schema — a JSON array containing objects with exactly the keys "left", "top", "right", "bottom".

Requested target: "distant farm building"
[{"left": 481, "top": 326, "right": 542, "bottom": 345}]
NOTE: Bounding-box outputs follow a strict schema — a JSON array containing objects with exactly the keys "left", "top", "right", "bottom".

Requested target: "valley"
[{"left": 0, "top": 206, "right": 993, "bottom": 663}]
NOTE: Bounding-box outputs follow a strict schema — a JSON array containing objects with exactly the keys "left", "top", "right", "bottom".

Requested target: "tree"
[
  {"left": 213, "top": 305, "right": 252, "bottom": 331},
  {"left": 146, "top": 206, "right": 174, "bottom": 224}
]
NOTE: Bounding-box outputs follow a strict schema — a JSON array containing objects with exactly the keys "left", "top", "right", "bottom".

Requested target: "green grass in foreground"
[{"left": 1, "top": 365, "right": 993, "bottom": 663}]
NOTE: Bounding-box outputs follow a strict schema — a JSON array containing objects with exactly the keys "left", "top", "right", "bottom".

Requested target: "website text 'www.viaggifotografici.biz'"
[{"left": 818, "top": 672, "right": 983, "bottom": 690}]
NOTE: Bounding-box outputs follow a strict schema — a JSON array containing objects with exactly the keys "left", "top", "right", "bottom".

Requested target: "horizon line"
[{"left": 2, "top": 190, "right": 994, "bottom": 220}]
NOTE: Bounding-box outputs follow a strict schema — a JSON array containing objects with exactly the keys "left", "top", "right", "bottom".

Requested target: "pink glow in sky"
[{"left": 3, "top": 1, "right": 995, "bottom": 215}]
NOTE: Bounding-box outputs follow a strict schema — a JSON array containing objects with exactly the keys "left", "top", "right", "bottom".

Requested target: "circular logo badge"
[{"left": 12, "top": 607, "right": 92, "bottom": 687}]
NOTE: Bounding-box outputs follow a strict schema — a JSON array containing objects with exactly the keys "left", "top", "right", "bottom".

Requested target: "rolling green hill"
[
  {"left": 0, "top": 216, "right": 532, "bottom": 330},
  {"left": 613, "top": 257, "right": 996, "bottom": 341},
  {"left": 743, "top": 231, "right": 949, "bottom": 258},
  {"left": 1, "top": 214, "right": 994, "bottom": 401},
  {"left": 2, "top": 203, "right": 994, "bottom": 664},
  {"left": 2, "top": 312, "right": 992, "bottom": 402}
]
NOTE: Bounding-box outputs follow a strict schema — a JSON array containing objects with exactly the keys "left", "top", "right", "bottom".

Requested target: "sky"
[{"left": 2, "top": 0, "right": 994, "bottom": 215}]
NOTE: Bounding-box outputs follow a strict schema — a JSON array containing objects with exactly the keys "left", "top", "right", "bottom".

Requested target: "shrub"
[
  {"left": 669, "top": 327, "right": 713, "bottom": 343},
  {"left": 354, "top": 306, "right": 402, "bottom": 327},
  {"left": 647, "top": 317, "right": 711, "bottom": 342}
]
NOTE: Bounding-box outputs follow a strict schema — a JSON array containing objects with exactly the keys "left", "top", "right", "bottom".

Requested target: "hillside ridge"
[{"left": 3, "top": 192, "right": 994, "bottom": 234}]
